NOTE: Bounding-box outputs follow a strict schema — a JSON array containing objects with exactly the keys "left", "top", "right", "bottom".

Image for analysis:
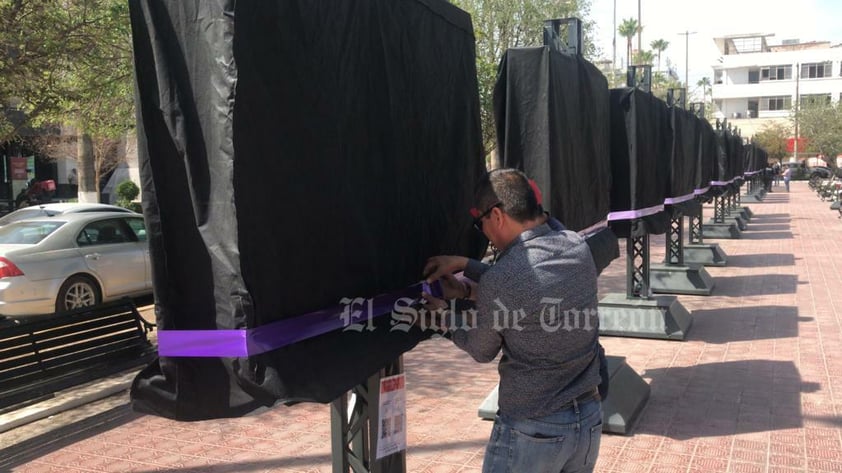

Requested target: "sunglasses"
[{"left": 469, "top": 202, "right": 502, "bottom": 232}]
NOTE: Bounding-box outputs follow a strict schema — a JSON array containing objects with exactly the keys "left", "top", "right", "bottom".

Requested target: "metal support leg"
[
  {"left": 666, "top": 212, "right": 684, "bottom": 265},
  {"left": 626, "top": 234, "right": 650, "bottom": 299},
  {"left": 689, "top": 212, "right": 703, "bottom": 245},
  {"left": 685, "top": 197, "right": 728, "bottom": 265},
  {"left": 331, "top": 359, "right": 406, "bottom": 473},
  {"left": 714, "top": 196, "right": 725, "bottom": 223}
]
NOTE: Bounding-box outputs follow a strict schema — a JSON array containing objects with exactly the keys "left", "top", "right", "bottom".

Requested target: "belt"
[{"left": 560, "top": 388, "right": 600, "bottom": 411}]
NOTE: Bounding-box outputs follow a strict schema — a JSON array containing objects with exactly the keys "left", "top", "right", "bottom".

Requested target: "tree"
[
  {"left": 450, "top": 0, "right": 594, "bottom": 163},
  {"left": 3, "top": 1, "right": 136, "bottom": 201},
  {"left": 0, "top": 1, "right": 112, "bottom": 143},
  {"left": 696, "top": 77, "right": 712, "bottom": 104},
  {"left": 752, "top": 121, "right": 791, "bottom": 163},
  {"left": 794, "top": 101, "right": 842, "bottom": 166},
  {"left": 634, "top": 50, "right": 654, "bottom": 66},
  {"left": 65, "top": 2, "right": 135, "bottom": 200},
  {"left": 618, "top": 18, "right": 639, "bottom": 70},
  {"left": 650, "top": 39, "right": 669, "bottom": 71}
]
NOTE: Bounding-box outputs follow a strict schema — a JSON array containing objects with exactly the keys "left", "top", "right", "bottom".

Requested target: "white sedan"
[
  {"left": 0, "top": 202, "right": 135, "bottom": 227},
  {"left": 0, "top": 212, "right": 151, "bottom": 317}
]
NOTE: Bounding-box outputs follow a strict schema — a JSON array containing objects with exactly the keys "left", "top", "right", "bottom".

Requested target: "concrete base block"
[
  {"left": 743, "top": 189, "right": 766, "bottom": 201},
  {"left": 601, "top": 356, "right": 650, "bottom": 435},
  {"left": 737, "top": 206, "right": 754, "bottom": 219},
  {"left": 477, "top": 386, "right": 498, "bottom": 421},
  {"left": 598, "top": 293, "right": 693, "bottom": 340},
  {"left": 478, "top": 356, "right": 650, "bottom": 435},
  {"left": 683, "top": 243, "right": 728, "bottom": 266},
  {"left": 650, "top": 263, "right": 715, "bottom": 296},
  {"left": 722, "top": 215, "right": 748, "bottom": 231},
  {"left": 704, "top": 221, "right": 742, "bottom": 239}
]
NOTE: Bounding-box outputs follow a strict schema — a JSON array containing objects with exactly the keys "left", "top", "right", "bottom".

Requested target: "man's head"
[{"left": 472, "top": 169, "right": 544, "bottom": 249}]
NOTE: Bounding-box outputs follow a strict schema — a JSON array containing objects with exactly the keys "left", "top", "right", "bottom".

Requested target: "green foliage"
[
  {"left": 752, "top": 121, "right": 791, "bottom": 163},
  {"left": 0, "top": 1, "right": 134, "bottom": 143},
  {"left": 618, "top": 18, "right": 639, "bottom": 68},
  {"left": 115, "top": 180, "right": 140, "bottom": 202},
  {"left": 650, "top": 74, "right": 684, "bottom": 103},
  {"left": 634, "top": 50, "right": 654, "bottom": 66},
  {"left": 650, "top": 39, "right": 669, "bottom": 71},
  {"left": 794, "top": 101, "right": 842, "bottom": 166},
  {"left": 115, "top": 180, "right": 140, "bottom": 212},
  {"left": 450, "top": 0, "right": 594, "bottom": 160}
]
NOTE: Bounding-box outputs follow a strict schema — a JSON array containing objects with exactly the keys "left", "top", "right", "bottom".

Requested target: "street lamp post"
[{"left": 678, "top": 30, "right": 697, "bottom": 89}]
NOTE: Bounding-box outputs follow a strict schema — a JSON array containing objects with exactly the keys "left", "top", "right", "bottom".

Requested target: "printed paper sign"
[
  {"left": 10, "top": 157, "right": 27, "bottom": 180},
  {"left": 376, "top": 373, "right": 406, "bottom": 459}
]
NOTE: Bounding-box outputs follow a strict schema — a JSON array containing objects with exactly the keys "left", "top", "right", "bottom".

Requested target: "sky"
[{"left": 587, "top": 0, "right": 842, "bottom": 98}]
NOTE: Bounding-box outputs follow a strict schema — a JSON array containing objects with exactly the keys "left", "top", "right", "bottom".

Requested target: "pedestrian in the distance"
[{"left": 783, "top": 165, "right": 792, "bottom": 192}]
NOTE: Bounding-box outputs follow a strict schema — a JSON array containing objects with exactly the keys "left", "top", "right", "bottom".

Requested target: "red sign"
[
  {"left": 10, "top": 157, "right": 27, "bottom": 180},
  {"left": 786, "top": 137, "right": 808, "bottom": 153}
]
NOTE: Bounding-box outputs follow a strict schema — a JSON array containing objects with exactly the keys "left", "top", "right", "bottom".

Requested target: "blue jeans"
[{"left": 482, "top": 397, "right": 602, "bottom": 473}]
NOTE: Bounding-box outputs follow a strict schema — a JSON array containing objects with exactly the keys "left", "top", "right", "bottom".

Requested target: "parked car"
[
  {"left": 0, "top": 202, "right": 136, "bottom": 227},
  {"left": 0, "top": 212, "right": 151, "bottom": 317},
  {"left": 809, "top": 166, "right": 833, "bottom": 180}
]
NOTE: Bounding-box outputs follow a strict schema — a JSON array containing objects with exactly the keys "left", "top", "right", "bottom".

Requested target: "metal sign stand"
[
  {"left": 704, "top": 120, "right": 742, "bottom": 239},
  {"left": 651, "top": 89, "right": 715, "bottom": 296},
  {"left": 598, "top": 66, "right": 692, "bottom": 342},
  {"left": 682, "top": 103, "right": 729, "bottom": 266},
  {"left": 331, "top": 358, "right": 406, "bottom": 473}
]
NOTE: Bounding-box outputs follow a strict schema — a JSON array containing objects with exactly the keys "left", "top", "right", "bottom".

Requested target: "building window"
[
  {"left": 801, "top": 94, "right": 832, "bottom": 107},
  {"left": 748, "top": 69, "right": 760, "bottom": 84},
  {"left": 760, "top": 65, "right": 792, "bottom": 81},
  {"left": 800, "top": 62, "right": 832, "bottom": 79},
  {"left": 747, "top": 99, "right": 759, "bottom": 118},
  {"left": 760, "top": 96, "right": 792, "bottom": 111}
]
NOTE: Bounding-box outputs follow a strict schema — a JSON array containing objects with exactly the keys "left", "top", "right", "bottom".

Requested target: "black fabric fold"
[
  {"left": 493, "top": 47, "right": 611, "bottom": 232},
  {"left": 607, "top": 88, "right": 670, "bottom": 238}
]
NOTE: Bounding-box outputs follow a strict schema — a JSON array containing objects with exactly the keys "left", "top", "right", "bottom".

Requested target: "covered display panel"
[
  {"left": 607, "top": 88, "right": 671, "bottom": 237},
  {"left": 666, "top": 106, "right": 699, "bottom": 213},
  {"left": 128, "top": 0, "right": 485, "bottom": 421},
  {"left": 493, "top": 47, "right": 611, "bottom": 232}
]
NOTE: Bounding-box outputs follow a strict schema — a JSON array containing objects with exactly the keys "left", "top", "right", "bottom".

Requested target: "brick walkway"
[{"left": 3, "top": 180, "right": 842, "bottom": 472}]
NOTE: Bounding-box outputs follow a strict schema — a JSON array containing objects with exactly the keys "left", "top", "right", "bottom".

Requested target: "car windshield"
[
  {"left": 0, "top": 221, "right": 65, "bottom": 245},
  {"left": 0, "top": 208, "right": 58, "bottom": 226}
]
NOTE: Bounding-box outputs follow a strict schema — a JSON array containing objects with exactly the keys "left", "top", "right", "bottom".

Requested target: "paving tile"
[{"left": 4, "top": 181, "right": 842, "bottom": 472}]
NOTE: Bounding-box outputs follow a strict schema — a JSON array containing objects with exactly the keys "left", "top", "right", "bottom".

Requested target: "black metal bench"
[{"left": 0, "top": 298, "right": 156, "bottom": 412}]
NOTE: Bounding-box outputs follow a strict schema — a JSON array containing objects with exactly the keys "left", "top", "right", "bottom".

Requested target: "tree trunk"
[{"left": 77, "top": 133, "right": 98, "bottom": 203}]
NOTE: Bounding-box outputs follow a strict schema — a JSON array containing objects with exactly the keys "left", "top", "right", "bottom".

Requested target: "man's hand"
[
  {"left": 440, "top": 274, "right": 470, "bottom": 300},
  {"left": 417, "top": 292, "right": 448, "bottom": 332},
  {"left": 423, "top": 255, "right": 468, "bottom": 283}
]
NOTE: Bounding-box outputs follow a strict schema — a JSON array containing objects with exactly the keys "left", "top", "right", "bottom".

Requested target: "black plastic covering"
[
  {"left": 715, "top": 124, "right": 745, "bottom": 191},
  {"left": 493, "top": 47, "right": 611, "bottom": 232},
  {"left": 666, "top": 107, "right": 699, "bottom": 215},
  {"left": 696, "top": 117, "right": 719, "bottom": 201},
  {"left": 607, "top": 88, "right": 670, "bottom": 238},
  {"left": 697, "top": 118, "right": 717, "bottom": 188},
  {"left": 128, "top": 0, "right": 485, "bottom": 420}
]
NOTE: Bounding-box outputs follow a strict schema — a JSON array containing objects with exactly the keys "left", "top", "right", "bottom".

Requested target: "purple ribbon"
[
  {"left": 664, "top": 192, "right": 696, "bottom": 205},
  {"left": 694, "top": 186, "right": 711, "bottom": 195},
  {"left": 710, "top": 178, "right": 736, "bottom": 186},
  {"left": 157, "top": 281, "right": 441, "bottom": 357},
  {"left": 607, "top": 204, "right": 664, "bottom": 222}
]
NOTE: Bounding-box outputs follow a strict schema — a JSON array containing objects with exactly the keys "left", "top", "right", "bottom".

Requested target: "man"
[{"left": 422, "top": 168, "right": 603, "bottom": 473}]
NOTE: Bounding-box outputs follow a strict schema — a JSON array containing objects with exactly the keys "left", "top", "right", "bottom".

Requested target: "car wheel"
[{"left": 55, "top": 275, "right": 102, "bottom": 313}]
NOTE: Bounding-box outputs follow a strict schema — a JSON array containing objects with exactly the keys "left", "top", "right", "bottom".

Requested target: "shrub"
[{"left": 115, "top": 180, "right": 140, "bottom": 211}]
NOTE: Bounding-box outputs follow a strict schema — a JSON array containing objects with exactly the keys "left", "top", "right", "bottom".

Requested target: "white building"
[{"left": 711, "top": 33, "right": 842, "bottom": 142}]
